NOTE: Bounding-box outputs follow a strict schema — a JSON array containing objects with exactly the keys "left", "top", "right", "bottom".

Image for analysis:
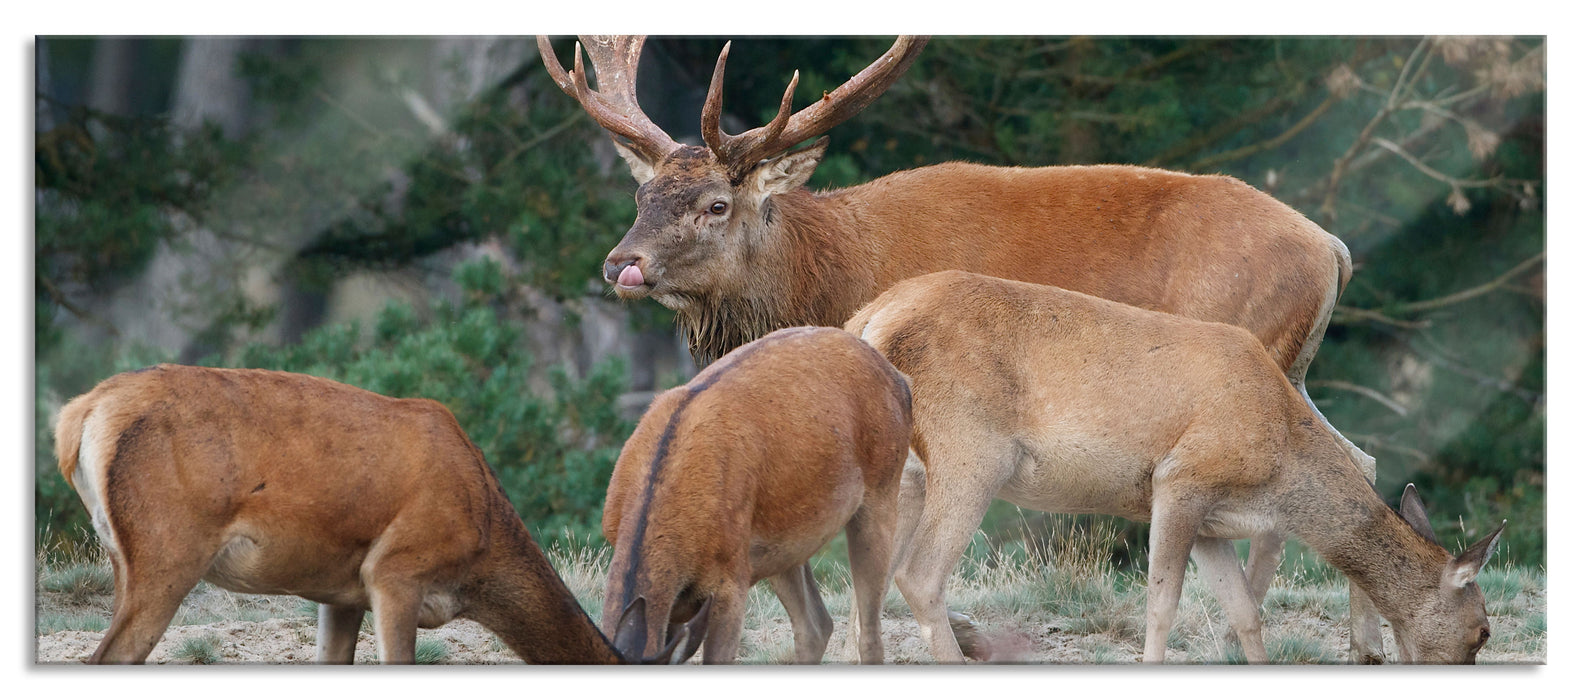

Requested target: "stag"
[
  {"left": 847, "top": 271, "right": 1504, "bottom": 664},
  {"left": 601, "top": 327, "right": 912, "bottom": 664},
  {"left": 53, "top": 365, "right": 706, "bottom": 664},
  {"left": 539, "top": 35, "right": 1381, "bottom": 661}
]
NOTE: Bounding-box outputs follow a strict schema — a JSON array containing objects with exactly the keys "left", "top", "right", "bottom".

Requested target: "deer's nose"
[{"left": 604, "top": 255, "right": 645, "bottom": 286}]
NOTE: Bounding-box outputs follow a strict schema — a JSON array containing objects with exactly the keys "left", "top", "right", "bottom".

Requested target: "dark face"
[
  {"left": 602, "top": 140, "right": 828, "bottom": 310},
  {"left": 603, "top": 148, "right": 742, "bottom": 310}
]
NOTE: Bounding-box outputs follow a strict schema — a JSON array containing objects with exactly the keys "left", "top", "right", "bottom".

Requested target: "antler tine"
[
  {"left": 704, "top": 36, "right": 930, "bottom": 179},
  {"left": 700, "top": 42, "right": 732, "bottom": 158},
  {"left": 536, "top": 35, "right": 681, "bottom": 162},
  {"left": 703, "top": 40, "right": 800, "bottom": 174}
]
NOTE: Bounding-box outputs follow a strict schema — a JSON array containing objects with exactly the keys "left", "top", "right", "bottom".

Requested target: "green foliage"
[
  {"left": 34, "top": 37, "right": 1545, "bottom": 570},
  {"left": 223, "top": 258, "right": 632, "bottom": 536},
  {"left": 35, "top": 107, "right": 246, "bottom": 355}
]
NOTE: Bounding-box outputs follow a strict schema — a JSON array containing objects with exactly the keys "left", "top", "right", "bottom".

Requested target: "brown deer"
[
  {"left": 537, "top": 35, "right": 1385, "bottom": 661},
  {"left": 845, "top": 271, "right": 1505, "bottom": 664},
  {"left": 601, "top": 326, "right": 912, "bottom": 664},
  {"left": 52, "top": 364, "right": 707, "bottom": 664}
]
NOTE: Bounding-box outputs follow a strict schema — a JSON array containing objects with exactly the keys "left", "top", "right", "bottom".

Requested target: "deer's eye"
[{"left": 709, "top": 201, "right": 728, "bottom": 215}]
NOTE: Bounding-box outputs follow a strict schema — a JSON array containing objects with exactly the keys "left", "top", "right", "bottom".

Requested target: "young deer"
[
  {"left": 52, "top": 364, "right": 706, "bottom": 664},
  {"left": 541, "top": 35, "right": 1382, "bottom": 660},
  {"left": 601, "top": 327, "right": 912, "bottom": 664},
  {"left": 846, "top": 271, "right": 1505, "bottom": 664}
]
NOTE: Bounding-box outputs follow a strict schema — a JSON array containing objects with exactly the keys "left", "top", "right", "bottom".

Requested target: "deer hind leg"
[
  {"left": 846, "top": 488, "right": 899, "bottom": 664},
  {"left": 316, "top": 604, "right": 364, "bottom": 664},
  {"left": 887, "top": 452, "right": 928, "bottom": 579},
  {"left": 88, "top": 537, "right": 216, "bottom": 663},
  {"left": 1143, "top": 490, "right": 1214, "bottom": 664},
  {"left": 767, "top": 563, "right": 833, "bottom": 664},
  {"left": 1192, "top": 536, "right": 1269, "bottom": 663},
  {"left": 892, "top": 441, "right": 1014, "bottom": 663}
]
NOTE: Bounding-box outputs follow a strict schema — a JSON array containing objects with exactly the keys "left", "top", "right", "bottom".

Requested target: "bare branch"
[
  {"left": 1146, "top": 88, "right": 1301, "bottom": 167},
  {"left": 1389, "top": 252, "right": 1544, "bottom": 314},
  {"left": 1329, "top": 305, "right": 1431, "bottom": 329},
  {"left": 38, "top": 275, "right": 120, "bottom": 338},
  {"left": 1371, "top": 137, "right": 1506, "bottom": 189},
  {"left": 1321, "top": 37, "right": 1437, "bottom": 227},
  {"left": 1190, "top": 94, "right": 1337, "bottom": 172},
  {"left": 1308, "top": 379, "right": 1411, "bottom": 417},
  {"left": 1347, "top": 433, "right": 1434, "bottom": 466},
  {"left": 1288, "top": 116, "right": 1452, "bottom": 205}
]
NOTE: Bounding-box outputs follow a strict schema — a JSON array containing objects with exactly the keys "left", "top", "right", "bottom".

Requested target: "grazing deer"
[
  {"left": 846, "top": 271, "right": 1504, "bottom": 664},
  {"left": 601, "top": 327, "right": 912, "bottom": 664},
  {"left": 538, "top": 35, "right": 1385, "bottom": 661},
  {"left": 52, "top": 364, "right": 707, "bottom": 665}
]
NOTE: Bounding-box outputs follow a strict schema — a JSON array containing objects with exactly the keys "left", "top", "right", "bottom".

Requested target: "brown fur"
[
  {"left": 54, "top": 364, "right": 630, "bottom": 665},
  {"left": 847, "top": 272, "right": 1503, "bottom": 664},
  {"left": 611, "top": 159, "right": 1347, "bottom": 373},
  {"left": 566, "top": 40, "right": 1378, "bottom": 660},
  {"left": 600, "top": 327, "right": 911, "bottom": 664}
]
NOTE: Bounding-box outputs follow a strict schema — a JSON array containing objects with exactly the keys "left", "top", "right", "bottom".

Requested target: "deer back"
[{"left": 600, "top": 326, "right": 911, "bottom": 654}]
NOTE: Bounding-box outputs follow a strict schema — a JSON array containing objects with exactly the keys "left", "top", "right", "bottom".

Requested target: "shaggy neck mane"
[{"left": 678, "top": 188, "right": 870, "bottom": 365}]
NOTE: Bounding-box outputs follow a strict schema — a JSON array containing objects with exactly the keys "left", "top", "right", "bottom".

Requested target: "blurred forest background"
[{"left": 33, "top": 36, "right": 1545, "bottom": 569}]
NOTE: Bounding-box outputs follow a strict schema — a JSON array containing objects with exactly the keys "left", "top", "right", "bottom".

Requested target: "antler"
[
  {"left": 537, "top": 35, "right": 683, "bottom": 163},
  {"left": 702, "top": 36, "right": 930, "bottom": 179}
]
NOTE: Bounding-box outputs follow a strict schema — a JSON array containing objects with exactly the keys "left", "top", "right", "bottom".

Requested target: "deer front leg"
[
  {"left": 767, "top": 563, "right": 833, "bottom": 664},
  {"left": 1143, "top": 492, "right": 1211, "bottom": 664},
  {"left": 367, "top": 583, "right": 420, "bottom": 664},
  {"left": 1294, "top": 378, "right": 1383, "bottom": 663},
  {"left": 1223, "top": 531, "right": 1283, "bottom": 650},
  {"left": 1349, "top": 583, "right": 1385, "bottom": 664},
  {"left": 316, "top": 604, "right": 363, "bottom": 664},
  {"left": 700, "top": 585, "right": 749, "bottom": 664},
  {"left": 1192, "top": 536, "right": 1269, "bottom": 663}
]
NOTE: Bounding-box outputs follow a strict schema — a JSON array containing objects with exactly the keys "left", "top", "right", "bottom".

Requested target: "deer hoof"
[{"left": 948, "top": 611, "right": 983, "bottom": 661}]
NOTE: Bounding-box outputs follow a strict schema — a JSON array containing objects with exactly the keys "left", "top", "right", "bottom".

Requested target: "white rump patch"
[{"left": 75, "top": 410, "right": 122, "bottom": 558}]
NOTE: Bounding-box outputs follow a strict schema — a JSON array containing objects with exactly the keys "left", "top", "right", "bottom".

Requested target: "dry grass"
[{"left": 34, "top": 527, "right": 1546, "bottom": 664}]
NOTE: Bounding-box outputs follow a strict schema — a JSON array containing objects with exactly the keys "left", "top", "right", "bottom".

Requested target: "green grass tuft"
[
  {"left": 414, "top": 638, "right": 451, "bottom": 664},
  {"left": 36, "top": 611, "right": 109, "bottom": 635},
  {"left": 172, "top": 634, "right": 223, "bottom": 664},
  {"left": 1268, "top": 633, "right": 1337, "bottom": 664},
  {"left": 1479, "top": 567, "right": 1527, "bottom": 601},
  {"left": 40, "top": 562, "right": 115, "bottom": 605}
]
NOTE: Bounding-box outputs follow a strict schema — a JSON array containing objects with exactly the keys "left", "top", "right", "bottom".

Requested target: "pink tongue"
[{"left": 617, "top": 265, "right": 645, "bottom": 287}]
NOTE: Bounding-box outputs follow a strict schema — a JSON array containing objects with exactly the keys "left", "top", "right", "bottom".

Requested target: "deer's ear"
[
  {"left": 1448, "top": 521, "right": 1505, "bottom": 588},
  {"left": 612, "top": 138, "right": 658, "bottom": 184},
  {"left": 670, "top": 597, "right": 712, "bottom": 664},
  {"left": 747, "top": 137, "right": 828, "bottom": 199},
  {"left": 1398, "top": 483, "right": 1440, "bottom": 545},
  {"left": 611, "top": 596, "right": 648, "bottom": 661}
]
